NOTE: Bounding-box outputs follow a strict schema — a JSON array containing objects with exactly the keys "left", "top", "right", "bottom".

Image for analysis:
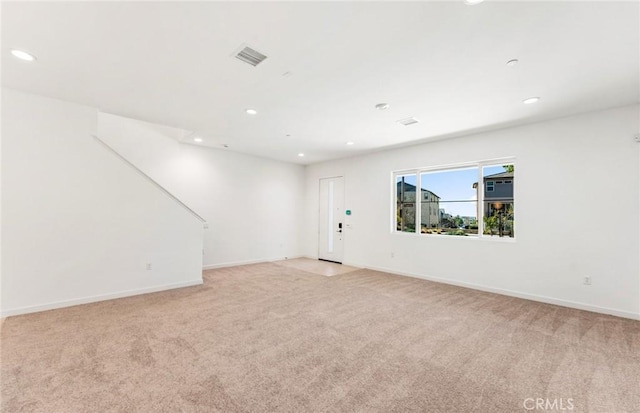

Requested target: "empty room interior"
[{"left": 1, "top": 1, "right": 639, "bottom": 412}]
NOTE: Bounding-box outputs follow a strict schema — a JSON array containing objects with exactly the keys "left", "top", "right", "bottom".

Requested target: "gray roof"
[
  {"left": 396, "top": 181, "right": 440, "bottom": 199},
  {"left": 483, "top": 171, "right": 514, "bottom": 180},
  {"left": 472, "top": 171, "right": 514, "bottom": 188}
]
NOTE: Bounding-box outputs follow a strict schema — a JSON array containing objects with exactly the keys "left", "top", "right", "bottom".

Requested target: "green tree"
[
  {"left": 483, "top": 215, "right": 498, "bottom": 235},
  {"left": 503, "top": 165, "right": 514, "bottom": 173}
]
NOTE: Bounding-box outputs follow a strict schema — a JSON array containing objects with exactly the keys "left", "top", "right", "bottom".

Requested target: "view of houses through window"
[
  {"left": 396, "top": 174, "right": 418, "bottom": 233},
  {"left": 395, "top": 162, "right": 515, "bottom": 237},
  {"left": 480, "top": 164, "right": 515, "bottom": 237}
]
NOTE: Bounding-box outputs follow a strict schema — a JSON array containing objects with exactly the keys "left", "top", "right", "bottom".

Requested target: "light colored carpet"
[{"left": 2, "top": 263, "right": 639, "bottom": 412}]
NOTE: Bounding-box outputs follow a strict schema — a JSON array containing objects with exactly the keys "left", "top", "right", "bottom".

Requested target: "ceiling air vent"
[
  {"left": 397, "top": 117, "right": 420, "bottom": 126},
  {"left": 234, "top": 46, "right": 267, "bottom": 67}
]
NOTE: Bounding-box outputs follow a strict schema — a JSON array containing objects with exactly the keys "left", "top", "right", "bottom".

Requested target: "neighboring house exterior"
[
  {"left": 421, "top": 188, "right": 440, "bottom": 229},
  {"left": 461, "top": 216, "right": 476, "bottom": 227},
  {"left": 439, "top": 208, "right": 451, "bottom": 223},
  {"left": 396, "top": 181, "right": 440, "bottom": 230},
  {"left": 474, "top": 171, "right": 514, "bottom": 216},
  {"left": 473, "top": 171, "right": 514, "bottom": 236}
]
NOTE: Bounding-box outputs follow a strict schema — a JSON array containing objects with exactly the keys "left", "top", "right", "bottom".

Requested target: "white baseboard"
[
  {"left": 0, "top": 279, "right": 203, "bottom": 318},
  {"left": 362, "top": 265, "right": 640, "bottom": 321},
  {"left": 203, "top": 255, "right": 305, "bottom": 270}
]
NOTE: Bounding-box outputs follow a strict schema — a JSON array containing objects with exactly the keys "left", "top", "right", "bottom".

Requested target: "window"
[
  {"left": 396, "top": 174, "right": 417, "bottom": 233},
  {"left": 393, "top": 161, "right": 515, "bottom": 238},
  {"left": 482, "top": 164, "right": 515, "bottom": 237},
  {"left": 420, "top": 168, "right": 477, "bottom": 235}
]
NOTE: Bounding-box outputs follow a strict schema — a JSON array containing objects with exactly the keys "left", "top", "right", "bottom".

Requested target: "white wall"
[
  {"left": 1, "top": 89, "right": 204, "bottom": 317},
  {"left": 98, "top": 113, "right": 305, "bottom": 268},
  {"left": 3, "top": 88, "right": 636, "bottom": 320},
  {"left": 304, "top": 105, "right": 640, "bottom": 319}
]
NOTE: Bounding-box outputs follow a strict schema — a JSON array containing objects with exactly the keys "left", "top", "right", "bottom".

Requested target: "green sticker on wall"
[{"left": 346, "top": 210, "right": 351, "bottom": 215}]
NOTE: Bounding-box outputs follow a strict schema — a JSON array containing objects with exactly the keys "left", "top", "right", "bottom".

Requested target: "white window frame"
[{"left": 391, "top": 158, "right": 515, "bottom": 240}]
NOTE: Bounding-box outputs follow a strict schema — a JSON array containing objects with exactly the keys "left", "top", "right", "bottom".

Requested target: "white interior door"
[{"left": 318, "top": 176, "right": 344, "bottom": 263}]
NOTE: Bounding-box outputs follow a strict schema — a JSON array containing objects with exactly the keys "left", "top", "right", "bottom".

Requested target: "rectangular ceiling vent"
[
  {"left": 397, "top": 117, "right": 420, "bottom": 126},
  {"left": 234, "top": 46, "right": 267, "bottom": 67}
]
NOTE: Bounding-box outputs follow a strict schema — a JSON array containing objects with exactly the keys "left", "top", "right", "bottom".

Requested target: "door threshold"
[{"left": 318, "top": 259, "right": 342, "bottom": 265}]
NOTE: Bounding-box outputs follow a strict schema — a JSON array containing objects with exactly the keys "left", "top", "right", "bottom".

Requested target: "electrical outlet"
[
  {"left": 583, "top": 276, "right": 591, "bottom": 285},
  {"left": 146, "top": 263, "right": 152, "bottom": 271},
  {"left": 390, "top": 252, "right": 395, "bottom": 258}
]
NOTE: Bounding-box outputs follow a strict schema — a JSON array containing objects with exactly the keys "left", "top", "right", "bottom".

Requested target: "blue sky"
[{"left": 398, "top": 165, "right": 507, "bottom": 217}]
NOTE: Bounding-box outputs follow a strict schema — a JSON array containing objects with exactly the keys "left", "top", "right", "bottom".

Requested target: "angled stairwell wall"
[
  {"left": 96, "top": 113, "right": 306, "bottom": 269},
  {"left": 1, "top": 89, "right": 205, "bottom": 317}
]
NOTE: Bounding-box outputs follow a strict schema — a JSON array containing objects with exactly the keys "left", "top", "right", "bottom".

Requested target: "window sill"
[{"left": 392, "top": 231, "right": 516, "bottom": 243}]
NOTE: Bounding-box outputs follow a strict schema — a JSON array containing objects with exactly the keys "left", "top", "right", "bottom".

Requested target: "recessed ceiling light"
[
  {"left": 245, "top": 108, "right": 257, "bottom": 115},
  {"left": 298, "top": 153, "right": 305, "bottom": 157},
  {"left": 506, "top": 59, "right": 519, "bottom": 67},
  {"left": 464, "top": 0, "right": 484, "bottom": 5},
  {"left": 193, "top": 137, "right": 203, "bottom": 143},
  {"left": 523, "top": 97, "right": 541, "bottom": 105},
  {"left": 10, "top": 49, "right": 36, "bottom": 62},
  {"left": 346, "top": 142, "right": 355, "bottom": 146},
  {"left": 375, "top": 103, "right": 390, "bottom": 111}
]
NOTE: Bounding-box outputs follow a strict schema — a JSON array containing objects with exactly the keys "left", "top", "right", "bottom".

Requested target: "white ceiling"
[{"left": 3, "top": 1, "right": 639, "bottom": 165}]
